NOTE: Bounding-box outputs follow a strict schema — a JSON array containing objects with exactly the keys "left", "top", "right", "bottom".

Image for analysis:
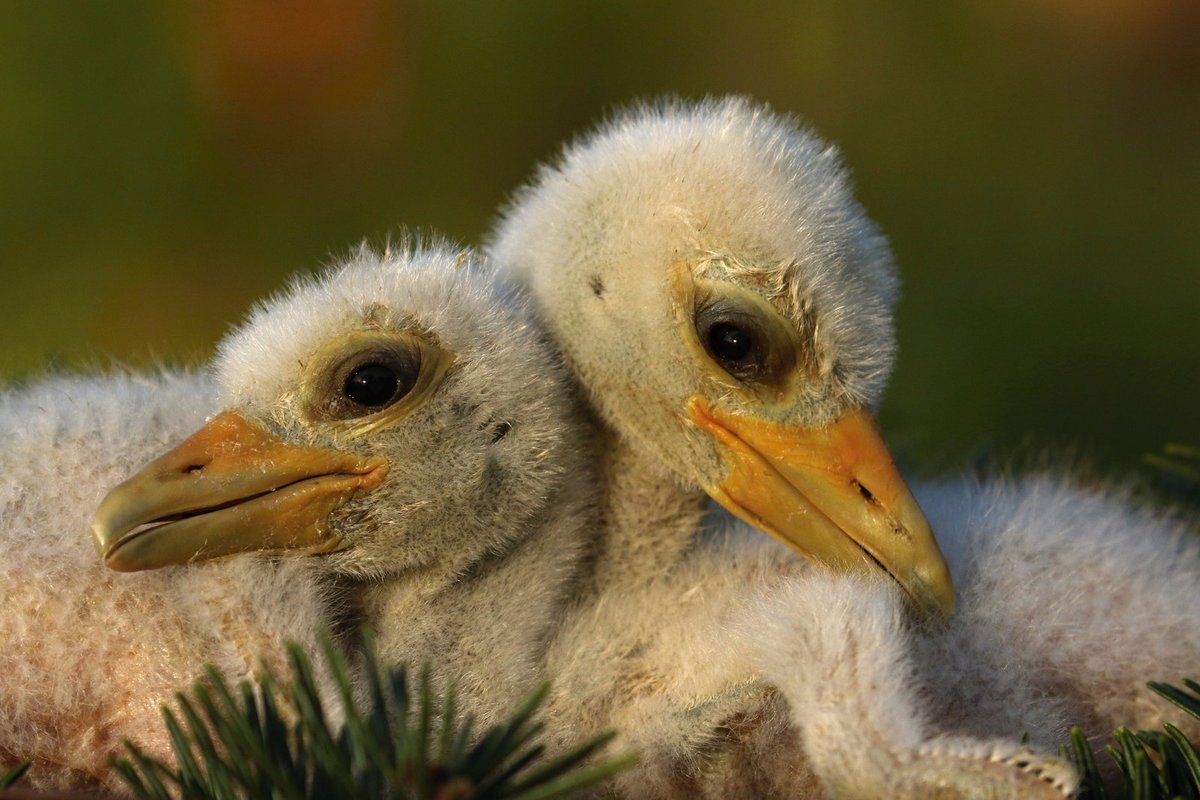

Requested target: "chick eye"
[
  {"left": 344, "top": 363, "right": 403, "bottom": 408},
  {"left": 707, "top": 322, "right": 756, "bottom": 366},
  {"left": 682, "top": 276, "right": 801, "bottom": 397},
  {"left": 698, "top": 313, "right": 768, "bottom": 382},
  {"left": 332, "top": 349, "right": 420, "bottom": 417},
  {"left": 304, "top": 332, "right": 454, "bottom": 428}
]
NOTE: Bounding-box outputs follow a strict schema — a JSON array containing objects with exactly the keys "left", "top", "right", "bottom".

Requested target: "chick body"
[{"left": 0, "top": 372, "right": 333, "bottom": 788}]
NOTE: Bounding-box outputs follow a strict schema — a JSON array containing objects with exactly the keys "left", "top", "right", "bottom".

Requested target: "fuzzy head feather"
[{"left": 489, "top": 96, "right": 899, "bottom": 490}]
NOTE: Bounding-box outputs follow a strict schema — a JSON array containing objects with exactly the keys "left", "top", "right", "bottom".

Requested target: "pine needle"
[
  {"left": 1145, "top": 443, "right": 1200, "bottom": 512},
  {"left": 1, "top": 762, "right": 30, "bottom": 789},
  {"left": 112, "top": 637, "right": 632, "bottom": 800},
  {"left": 1068, "top": 679, "right": 1200, "bottom": 800}
]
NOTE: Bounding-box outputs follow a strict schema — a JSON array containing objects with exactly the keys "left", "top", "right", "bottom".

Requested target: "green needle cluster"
[
  {"left": 1066, "top": 680, "right": 1200, "bottom": 800},
  {"left": 112, "top": 634, "right": 634, "bottom": 800}
]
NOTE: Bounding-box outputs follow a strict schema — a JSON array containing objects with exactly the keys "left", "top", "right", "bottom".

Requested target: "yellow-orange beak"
[
  {"left": 92, "top": 410, "right": 388, "bottom": 572},
  {"left": 688, "top": 397, "right": 954, "bottom": 619}
]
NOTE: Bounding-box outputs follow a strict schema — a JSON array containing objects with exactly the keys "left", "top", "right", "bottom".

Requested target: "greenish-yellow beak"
[
  {"left": 688, "top": 396, "right": 954, "bottom": 619},
  {"left": 92, "top": 410, "right": 388, "bottom": 572}
]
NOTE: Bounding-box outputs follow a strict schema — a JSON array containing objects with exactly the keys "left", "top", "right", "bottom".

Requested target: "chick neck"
[
  {"left": 585, "top": 401, "right": 711, "bottom": 591},
  {"left": 351, "top": 442, "right": 597, "bottom": 729}
]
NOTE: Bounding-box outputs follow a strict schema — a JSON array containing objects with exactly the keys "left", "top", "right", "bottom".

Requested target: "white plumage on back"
[
  {"left": 0, "top": 372, "right": 333, "bottom": 789},
  {"left": 913, "top": 474, "right": 1200, "bottom": 743}
]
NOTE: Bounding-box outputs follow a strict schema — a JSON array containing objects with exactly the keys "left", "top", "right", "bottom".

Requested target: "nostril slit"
[
  {"left": 184, "top": 464, "right": 205, "bottom": 474},
  {"left": 854, "top": 480, "right": 907, "bottom": 536}
]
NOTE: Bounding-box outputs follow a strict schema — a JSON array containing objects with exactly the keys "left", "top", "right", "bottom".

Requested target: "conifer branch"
[
  {"left": 111, "top": 635, "right": 635, "bottom": 800},
  {"left": 1065, "top": 680, "right": 1200, "bottom": 799}
]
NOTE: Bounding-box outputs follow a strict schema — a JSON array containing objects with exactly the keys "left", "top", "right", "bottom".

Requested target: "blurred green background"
[{"left": 1, "top": 1, "right": 1196, "bottom": 473}]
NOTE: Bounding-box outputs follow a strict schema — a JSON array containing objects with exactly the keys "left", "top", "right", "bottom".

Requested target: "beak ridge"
[
  {"left": 689, "top": 397, "right": 954, "bottom": 619},
  {"left": 92, "top": 410, "right": 387, "bottom": 571}
]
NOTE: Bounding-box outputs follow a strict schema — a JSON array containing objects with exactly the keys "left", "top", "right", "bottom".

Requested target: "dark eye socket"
[{"left": 344, "top": 363, "right": 403, "bottom": 407}]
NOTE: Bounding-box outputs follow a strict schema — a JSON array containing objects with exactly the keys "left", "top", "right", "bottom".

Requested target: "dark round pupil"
[
  {"left": 707, "top": 322, "right": 754, "bottom": 364},
  {"left": 344, "top": 363, "right": 400, "bottom": 407}
]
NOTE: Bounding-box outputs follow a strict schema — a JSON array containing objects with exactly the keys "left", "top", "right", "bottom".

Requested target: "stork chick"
[
  {"left": 90, "top": 241, "right": 595, "bottom": 740},
  {"left": 485, "top": 95, "right": 1196, "bottom": 796}
]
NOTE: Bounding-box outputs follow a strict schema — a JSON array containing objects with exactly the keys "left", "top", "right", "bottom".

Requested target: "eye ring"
[
  {"left": 301, "top": 330, "right": 457, "bottom": 433},
  {"left": 313, "top": 339, "right": 423, "bottom": 422},
  {"left": 670, "top": 262, "right": 808, "bottom": 403}
]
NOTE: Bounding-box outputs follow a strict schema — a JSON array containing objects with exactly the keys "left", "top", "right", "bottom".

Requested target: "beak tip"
[
  {"left": 90, "top": 522, "right": 110, "bottom": 559},
  {"left": 91, "top": 511, "right": 139, "bottom": 570},
  {"left": 104, "top": 554, "right": 135, "bottom": 572},
  {"left": 914, "top": 575, "right": 956, "bottom": 622}
]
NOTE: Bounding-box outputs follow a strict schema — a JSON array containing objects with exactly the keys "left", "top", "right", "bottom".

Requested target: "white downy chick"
[
  {"left": 91, "top": 241, "right": 596, "bottom": 746},
  {"left": 487, "top": 96, "right": 1196, "bottom": 797}
]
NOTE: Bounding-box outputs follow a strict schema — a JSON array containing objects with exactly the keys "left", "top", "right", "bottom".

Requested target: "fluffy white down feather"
[
  {"left": 915, "top": 473, "right": 1200, "bottom": 744},
  {"left": 0, "top": 372, "right": 334, "bottom": 789},
  {"left": 734, "top": 473, "right": 1200, "bottom": 797}
]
